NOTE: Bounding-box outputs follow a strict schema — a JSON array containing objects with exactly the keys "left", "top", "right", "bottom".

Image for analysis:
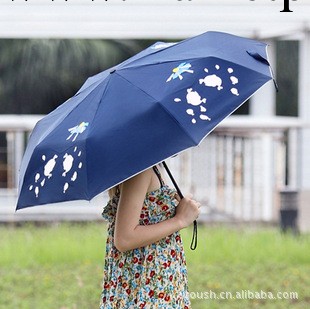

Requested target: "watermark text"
[{"left": 190, "top": 289, "right": 299, "bottom": 301}]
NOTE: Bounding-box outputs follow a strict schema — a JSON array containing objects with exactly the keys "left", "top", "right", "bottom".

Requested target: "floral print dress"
[{"left": 100, "top": 167, "right": 191, "bottom": 309}]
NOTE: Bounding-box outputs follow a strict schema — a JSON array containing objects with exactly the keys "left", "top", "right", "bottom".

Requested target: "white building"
[{"left": 0, "top": 0, "right": 309, "bottom": 230}]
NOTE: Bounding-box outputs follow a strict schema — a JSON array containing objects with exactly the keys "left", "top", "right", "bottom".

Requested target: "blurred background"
[
  {"left": 0, "top": 1, "right": 309, "bottom": 308},
  {"left": 0, "top": 0, "right": 309, "bottom": 232}
]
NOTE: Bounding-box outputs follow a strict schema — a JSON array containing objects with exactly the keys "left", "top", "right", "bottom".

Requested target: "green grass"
[
  {"left": 0, "top": 223, "right": 309, "bottom": 308},
  {"left": 182, "top": 225, "right": 310, "bottom": 309},
  {"left": 0, "top": 223, "right": 104, "bottom": 267}
]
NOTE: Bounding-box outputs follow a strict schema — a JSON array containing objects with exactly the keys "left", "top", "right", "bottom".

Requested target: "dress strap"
[{"left": 152, "top": 165, "right": 165, "bottom": 188}]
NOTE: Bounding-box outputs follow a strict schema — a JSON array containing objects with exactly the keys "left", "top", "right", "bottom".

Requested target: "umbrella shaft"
[
  {"left": 162, "top": 161, "right": 184, "bottom": 199},
  {"left": 162, "top": 161, "right": 197, "bottom": 250}
]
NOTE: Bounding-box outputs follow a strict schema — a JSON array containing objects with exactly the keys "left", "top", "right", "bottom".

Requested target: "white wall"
[{"left": 0, "top": 0, "right": 309, "bottom": 39}]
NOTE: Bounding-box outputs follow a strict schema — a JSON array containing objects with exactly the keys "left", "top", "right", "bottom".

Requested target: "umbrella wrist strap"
[
  {"left": 162, "top": 161, "right": 198, "bottom": 250},
  {"left": 191, "top": 220, "right": 198, "bottom": 250}
]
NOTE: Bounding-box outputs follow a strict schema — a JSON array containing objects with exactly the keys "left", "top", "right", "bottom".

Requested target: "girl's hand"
[{"left": 174, "top": 193, "right": 201, "bottom": 229}]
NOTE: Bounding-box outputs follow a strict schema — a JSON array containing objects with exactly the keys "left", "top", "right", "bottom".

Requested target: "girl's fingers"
[
  {"left": 186, "top": 193, "right": 193, "bottom": 199},
  {"left": 174, "top": 193, "right": 181, "bottom": 202}
]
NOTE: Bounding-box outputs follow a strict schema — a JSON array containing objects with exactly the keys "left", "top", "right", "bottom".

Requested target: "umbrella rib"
[
  {"left": 196, "top": 80, "right": 273, "bottom": 148},
  {"left": 156, "top": 102, "right": 198, "bottom": 145},
  {"left": 114, "top": 72, "right": 198, "bottom": 146},
  {"left": 84, "top": 76, "right": 116, "bottom": 200},
  {"left": 118, "top": 56, "right": 271, "bottom": 80},
  {"left": 36, "top": 77, "right": 109, "bottom": 150}
]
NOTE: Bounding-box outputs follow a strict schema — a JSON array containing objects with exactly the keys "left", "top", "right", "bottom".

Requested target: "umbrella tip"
[
  {"left": 273, "top": 79, "right": 279, "bottom": 93},
  {"left": 110, "top": 69, "right": 116, "bottom": 74}
]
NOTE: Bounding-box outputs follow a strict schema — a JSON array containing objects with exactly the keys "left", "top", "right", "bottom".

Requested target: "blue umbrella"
[{"left": 16, "top": 31, "right": 275, "bottom": 247}]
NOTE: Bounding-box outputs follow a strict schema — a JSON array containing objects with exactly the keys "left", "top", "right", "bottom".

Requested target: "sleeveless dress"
[{"left": 99, "top": 166, "right": 191, "bottom": 309}]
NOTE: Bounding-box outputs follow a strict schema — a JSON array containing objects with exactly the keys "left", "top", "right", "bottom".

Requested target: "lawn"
[{"left": 0, "top": 222, "right": 309, "bottom": 309}]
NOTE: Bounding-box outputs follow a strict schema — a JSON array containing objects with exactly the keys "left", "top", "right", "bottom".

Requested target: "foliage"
[{"left": 0, "top": 39, "right": 144, "bottom": 114}]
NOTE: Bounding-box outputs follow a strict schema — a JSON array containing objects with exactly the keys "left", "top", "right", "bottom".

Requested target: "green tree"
[{"left": 0, "top": 39, "right": 144, "bottom": 114}]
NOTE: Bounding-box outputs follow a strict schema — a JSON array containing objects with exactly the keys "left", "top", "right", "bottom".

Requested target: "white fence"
[
  {"left": 0, "top": 115, "right": 301, "bottom": 223},
  {"left": 166, "top": 116, "right": 301, "bottom": 223}
]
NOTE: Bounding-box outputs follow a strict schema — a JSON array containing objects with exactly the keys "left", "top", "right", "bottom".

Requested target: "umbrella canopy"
[{"left": 17, "top": 31, "right": 274, "bottom": 210}]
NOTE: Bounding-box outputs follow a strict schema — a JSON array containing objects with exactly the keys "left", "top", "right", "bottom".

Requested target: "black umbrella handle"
[{"left": 162, "top": 161, "right": 198, "bottom": 250}]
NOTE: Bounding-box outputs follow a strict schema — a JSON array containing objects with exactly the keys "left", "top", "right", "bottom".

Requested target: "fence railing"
[
  {"left": 0, "top": 115, "right": 302, "bottom": 223},
  {"left": 166, "top": 116, "right": 301, "bottom": 222}
]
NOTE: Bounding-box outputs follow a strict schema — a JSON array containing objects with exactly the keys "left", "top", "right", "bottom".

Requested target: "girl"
[{"left": 100, "top": 164, "right": 201, "bottom": 308}]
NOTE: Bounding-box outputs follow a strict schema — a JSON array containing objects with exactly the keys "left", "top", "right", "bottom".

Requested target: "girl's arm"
[{"left": 114, "top": 168, "right": 199, "bottom": 252}]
